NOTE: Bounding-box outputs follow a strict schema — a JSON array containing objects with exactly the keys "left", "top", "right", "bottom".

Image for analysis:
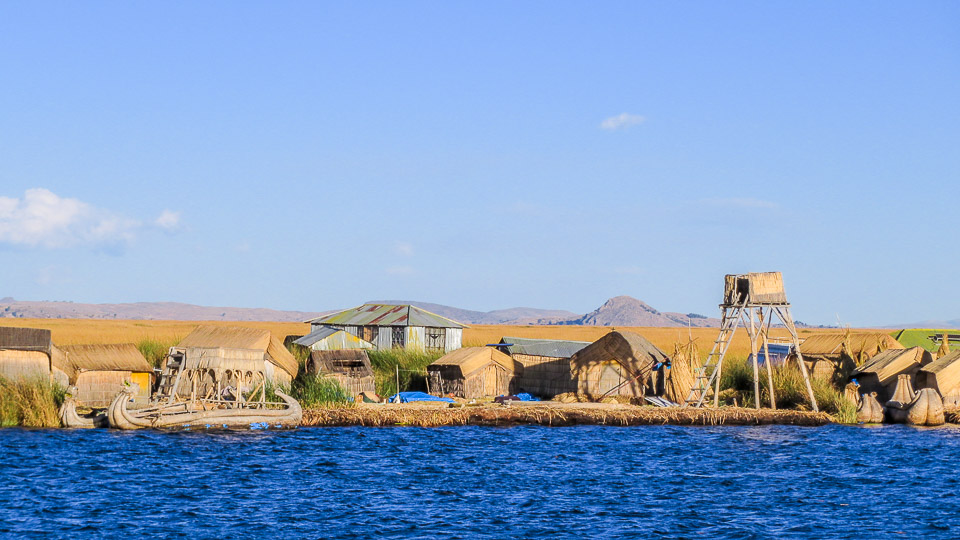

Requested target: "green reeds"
[
  {"left": 367, "top": 349, "right": 445, "bottom": 397},
  {"left": 717, "top": 356, "right": 857, "bottom": 423},
  {"left": 136, "top": 338, "right": 179, "bottom": 369},
  {"left": 0, "top": 376, "right": 65, "bottom": 428},
  {"left": 290, "top": 374, "right": 352, "bottom": 407}
]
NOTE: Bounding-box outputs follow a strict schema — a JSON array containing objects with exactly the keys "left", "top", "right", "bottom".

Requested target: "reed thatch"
[
  {"left": 428, "top": 347, "right": 521, "bottom": 398},
  {"left": 723, "top": 272, "right": 787, "bottom": 305},
  {"left": 666, "top": 339, "right": 698, "bottom": 403},
  {"left": 851, "top": 346, "right": 931, "bottom": 403},
  {"left": 307, "top": 350, "right": 375, "bottom": 395},
  {"left": 0, "top": 327, "right": 53, "bottom": 354},
  {"left": 0, "top": 327, "right": 71, "bottom": 385},
  {"left": 800, "top": 332, "right": 904, "bottom": 361},
  {"left": 569, "top": 331, "right": 670, "bottom": 400},
  {"left": 178, "top": 325, "right": 298, "bottom": 377},
  {"left": 916, "top": 350, "right": 960, "bottom": 406},
  {"left": 62, "top": 344, "right": 152, "bottom": 374}
]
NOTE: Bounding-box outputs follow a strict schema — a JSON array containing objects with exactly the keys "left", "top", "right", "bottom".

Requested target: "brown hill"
[{"left": 550, "top": 296, "right": 721, "bottom": 327}]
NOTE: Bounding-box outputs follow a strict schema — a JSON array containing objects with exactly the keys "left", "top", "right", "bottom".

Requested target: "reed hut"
[
  {"left": 165, "top": 326, "right": 299, "bottom": 401},
  {"left": 61, "top": 344, "right": 154, "bottom": 407},
  {"left": 497, "top": 337, "right": 591, "bottom": 398},
  {"left": 569, "top": 331, "right": 670, "bottom": 400},
  {"left": 427, "top": 347, "right": 521, "bottom": 399},
  {"left": 306, "top": 349, "right": 376, "bottom": 395},
  {"left": 850, "top": 346, "right": 932, "bottom": 403},
  {"left": 0, "top": 327, "right": 70, "bottom": 386},
  {"left": 293, "top": 325, "right": 374, "bottom": 351},
  {"left": 916, "top": 350, "right": 960, "bottom": 407},
  {"left": 795, "top": 332, "right": 904, "bottom": 381}
]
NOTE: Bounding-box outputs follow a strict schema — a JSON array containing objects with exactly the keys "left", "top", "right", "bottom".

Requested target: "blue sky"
[{"left": 0, "top": 2, "right": 957, "bottom": 326}]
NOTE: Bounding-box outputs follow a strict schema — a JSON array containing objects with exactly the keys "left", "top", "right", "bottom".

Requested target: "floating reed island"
[{"left": 300, "top": 402, "right": 833, "bottom": 428}]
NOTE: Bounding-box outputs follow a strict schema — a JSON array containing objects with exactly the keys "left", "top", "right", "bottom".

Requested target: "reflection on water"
[{"left": 1, "top": 424, "right": 959, "bottom": 538}]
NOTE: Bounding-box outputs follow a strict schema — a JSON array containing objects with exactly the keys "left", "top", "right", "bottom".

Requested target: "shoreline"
[{"left": 300, "top": 402, "right": 834, "bottom": 428}]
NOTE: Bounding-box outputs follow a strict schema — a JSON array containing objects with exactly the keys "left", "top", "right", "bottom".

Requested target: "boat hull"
[{"left": 106, "top": 389, "right": 302, "bottom": 430}]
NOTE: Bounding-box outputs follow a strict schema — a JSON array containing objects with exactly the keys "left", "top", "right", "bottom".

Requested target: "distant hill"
[
  {"left": 0, "top": 298, "right": 326, "bottom": 322},
  {"left": 366, "top": 300, "right": 579, "bottom": 325},
  {"left": 885, "top": 320, "right": 960, "bottom": 330},
  {"left": 542, "top": 296, "right": 722, "bottom": 327},
  {"left": 0, "top": 295, "right": 724, "bottom": 327}
]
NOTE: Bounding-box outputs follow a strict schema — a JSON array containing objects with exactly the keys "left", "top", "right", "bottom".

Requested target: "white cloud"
[
  {"left": 155, "top": 210, "right": 181, "bottom": 231},
  {"left": 0, "top": 188, "right": 140, "bottom": 249},
  {"left": 699, "top": 197, "right": 779, "bottom": 210},
  {"left": 393, "top": 241, "right": 414, "bottom": 257},
  {"left": 600, "top": 113, "right": 646, "bottom": 131}
]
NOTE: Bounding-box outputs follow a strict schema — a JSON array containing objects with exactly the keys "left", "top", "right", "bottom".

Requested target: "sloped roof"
[
  {"left": 852, "top": 347, "right": 931, "bottom": 388},
  {"left": 570, "top": 331, "right": 669, "bottom": 377},
  {"left": 917, "top": 350, "right": 960, "bottom": 395},
  {"left": 0, "top": 327, "right": 52, "bottom": 353},
  {"left": 799, "top": 333, "right": 904, "bottom": 357},
  {"left": 307, "top": 304, "right": 466, "bottom": 329},
  {"left": 62, "top": 343, "right": 153, "bottom": 373},
  {"left": 293, "top": 326, "right": 374, "bottom": 348},
  {"left": 429, "top": 347, "right": 521, "bottom": 378},
  {"left": 498, "top": 337, "right": 591, "bottom": 358},
  {"left": 178, "top": 326, "right": 298, "bottom": 377}
]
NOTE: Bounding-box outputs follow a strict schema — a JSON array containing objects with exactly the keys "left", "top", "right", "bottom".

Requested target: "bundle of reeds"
[
  {"left": 665, "top": 340, "right": 697, "bottom": 404},
  {"left": 937, "top": 333, "right": 950, "bottom": 359}
]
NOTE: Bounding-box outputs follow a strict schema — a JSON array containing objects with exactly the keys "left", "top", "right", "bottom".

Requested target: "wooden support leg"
[
  {"left": 748, "top": 308, "right": 761, "bottom": 410},
  {"left": 761, "top": 309, "right": 777, "bottom": 410},
  {"left": 776, "top": 306, "right": 818, "bottom": 412}
]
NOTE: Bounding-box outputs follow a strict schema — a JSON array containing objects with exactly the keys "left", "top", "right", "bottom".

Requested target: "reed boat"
[
  {"left": 59, "top": 393, "right": 108, "bottom": 428},
  {"left": 106, "top": 386, "right": 301, "bottom": 429},
  {"left": 106, "top": 341, "right": 302, "bottom": 430}
]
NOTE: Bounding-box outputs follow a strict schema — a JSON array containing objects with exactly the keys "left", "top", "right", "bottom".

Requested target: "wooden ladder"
[
  {"left": 684, "top": 296, "right": 748, "bottom": 408},
  {"left": 155, "top": 355, "right": 183, "bottom": 402}
]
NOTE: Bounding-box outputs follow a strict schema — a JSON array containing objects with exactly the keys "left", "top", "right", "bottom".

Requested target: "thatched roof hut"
[
  {"left": 569, "top": 331, "right": 670, "bottom": 400},
  {"left": 796, "top": 332, "right": 905, "bottom": 381},
  {"left": 176, "top": 325, "right": 299, "bottom": 383},
  {"left": 497, "top": 337, "right": 590, "bottom": 398},
  {"left": 0, "top": 327, "right": 70, "bottom": 386},
  {"left": 428, "top": 347, "right": 521, "bottom": 399},
  {"left": 307, "top": 349, "right": 375, "bottom": 395},
  {"left": 851, "top": 346, "right": 932, "bottom": 403},
  {"left": 916, "top": 350, "right": 960, "bottom": 406},
  {"left": 61, "top": 344, "right": 154, "bottom": 407}
]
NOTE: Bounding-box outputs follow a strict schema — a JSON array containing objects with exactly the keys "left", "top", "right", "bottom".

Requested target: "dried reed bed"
[
  {"left": 0, "top": 319, "right": 310, "bottom": 345},
  {"left": 463, "top": 325, "right": 860, "bottom": 358},
  {"left": 301, "top": 403, "right": 832, "bottom": 428}
]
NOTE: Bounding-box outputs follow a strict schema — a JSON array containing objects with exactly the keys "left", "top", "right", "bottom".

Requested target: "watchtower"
[{"left": 685, "top": 272, "right": 818, "bottom": 411}]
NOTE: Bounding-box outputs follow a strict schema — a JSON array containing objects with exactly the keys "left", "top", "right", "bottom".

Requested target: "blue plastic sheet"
[
  {"left": 515, "top": 393, "right": 539, "bottom": 401},
  {"left": 388, "top": 391, "right": 455, "bottom": 404}
]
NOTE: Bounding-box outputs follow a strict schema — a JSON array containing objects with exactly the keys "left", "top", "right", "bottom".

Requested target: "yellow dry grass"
[
  {"left": 0, "top": 319, "right": 310, "bottom": 346},
  {"left": 463, "top": 325, "right": 852, "bottom": 358},
  {"left": 0, "top": 319, "right": 884, "bottom": 362}
]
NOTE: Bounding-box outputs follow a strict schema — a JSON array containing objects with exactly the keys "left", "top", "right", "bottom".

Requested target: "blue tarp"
[
  {"left": 752, "top": 344, "right": 793, "bottom": 365},
  {"left": 515, "top": 393, "right": 539, "bottom": 401},
  {"left": 388, "top": 392, "right": 455, "bottom": 404}
]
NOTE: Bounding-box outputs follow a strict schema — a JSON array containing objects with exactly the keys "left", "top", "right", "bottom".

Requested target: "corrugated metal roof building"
[{"left": 306, "top": 304, "right": 465, "bottom": 353}]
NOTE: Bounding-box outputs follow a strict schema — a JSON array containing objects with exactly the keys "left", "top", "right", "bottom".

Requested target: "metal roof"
[
  {"left": 293, "top": 326, "right": 341, "bottom": 347},
  {"left": 497, "top": 337, "right": 591, "bottom": 358},
  {"left": 307, "top": 304, "right": 466, "bottom": 329}
]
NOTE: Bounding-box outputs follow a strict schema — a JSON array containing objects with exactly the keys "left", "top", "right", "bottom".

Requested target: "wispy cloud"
[
  {"left": 600, "top": 113, "right": 646, "bottom": 131},
  {"left": 0, "top": 188, "right": 140, "bottom": 249},
  {"left": 154, "top": 210, "right": 181, "bottom": 231},
  {"left": 393, "top": 241, "right": 414, "bottom": 257},
  {"left": 699, "top": 197, "right": 779, "bottom": 210}
]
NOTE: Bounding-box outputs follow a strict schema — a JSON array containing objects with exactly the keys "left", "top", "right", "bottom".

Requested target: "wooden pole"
[
  {"left": 396, "top": 364, "right": 401, "bottom": 396},
  {"left": 760, "top": 308, "right": 777, "bottom": 409},
  {"left": 776, "top": 306, "right": 818, "bottom": 412},
  {"left": 749, "top": 307, "right": 761, "bottom": 409}
]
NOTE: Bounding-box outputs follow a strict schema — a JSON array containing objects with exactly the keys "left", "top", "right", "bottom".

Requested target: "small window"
[{"left": 391, "top": 327, "right": 405, "bottom": 348}]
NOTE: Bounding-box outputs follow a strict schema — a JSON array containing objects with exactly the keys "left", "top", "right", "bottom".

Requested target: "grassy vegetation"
[
  {"left": 289, "top": 375, "right": 352, "bottom": 407},
  {"left": 136, "top": 338, "right": 179, "bottom": 369},
  {"left": 716, "top": 356, "right": 857, "bottom": 423},
  {"left": 0, "top": 376, "right": 66, "bottom": 428},
  {"left": 367, "top": 349, "right": 446, "bottom": 397}
]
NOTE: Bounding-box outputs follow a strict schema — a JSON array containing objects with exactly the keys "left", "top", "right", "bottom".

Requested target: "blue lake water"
[{"left": 1, "top": 425, "right": 959, "bottom": 538}]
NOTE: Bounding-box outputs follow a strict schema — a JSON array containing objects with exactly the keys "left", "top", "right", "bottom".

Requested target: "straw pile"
[
  {"left": 300, "top": 403, "right": 832, "bottom": 427},
  {"left": 666, "top": 339, "right": 699, "bottom": 403}
]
